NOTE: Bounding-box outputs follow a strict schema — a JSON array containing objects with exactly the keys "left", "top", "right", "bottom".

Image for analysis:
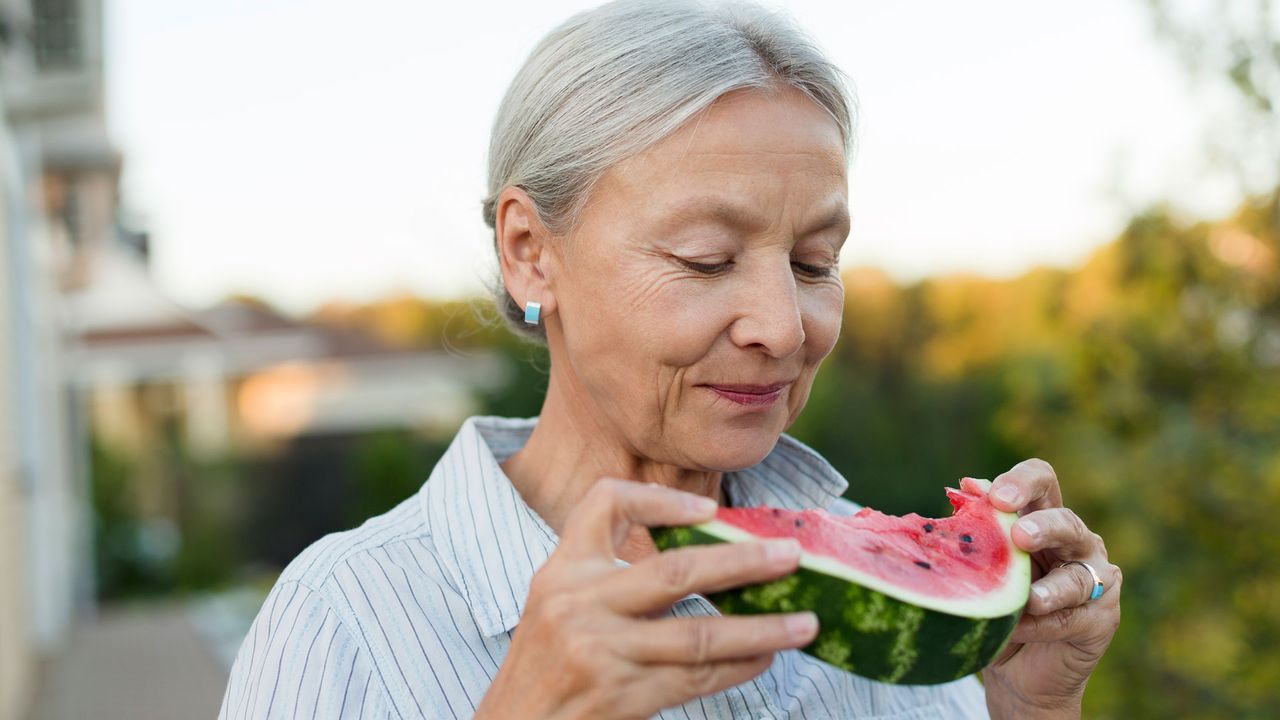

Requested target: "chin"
[{"left": 686, "top": 423, "right": 783, "bottom": 471}]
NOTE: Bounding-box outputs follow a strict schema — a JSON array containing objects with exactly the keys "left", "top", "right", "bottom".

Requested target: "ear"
[{"left": 495, "top": 185, "right": 558, "bottom": 321}]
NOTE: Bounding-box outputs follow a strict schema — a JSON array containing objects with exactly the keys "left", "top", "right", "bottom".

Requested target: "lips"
[{"left": 703, "top": 381, "right": 793, "bottom": 407}]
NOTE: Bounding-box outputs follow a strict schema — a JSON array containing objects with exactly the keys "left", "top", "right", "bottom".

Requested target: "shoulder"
[
  {"left": 220, "top": 577, "right": 396, "bottom": 719},
  {"left": 277, "top": 492, "right": 434, "bottom": 591},
  {"left": 273, "top": 490, "right": 470, "bottom": 635},
  {"left": 223, "top": 493, "right": 474, "bottom": 718}
]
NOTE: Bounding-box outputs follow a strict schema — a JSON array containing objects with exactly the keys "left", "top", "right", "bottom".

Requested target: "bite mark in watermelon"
[{"left": 650, "top": 477, "right": 1031, "bottom": 685}]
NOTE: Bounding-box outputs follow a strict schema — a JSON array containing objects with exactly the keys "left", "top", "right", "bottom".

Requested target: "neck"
[{"left": 499, "top": 369, "right": 724, "bottom": 563}]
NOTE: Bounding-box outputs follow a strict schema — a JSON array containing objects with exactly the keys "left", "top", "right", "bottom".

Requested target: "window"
[{"left": 33, "top": 0, "right": 81, "bottom": 70}]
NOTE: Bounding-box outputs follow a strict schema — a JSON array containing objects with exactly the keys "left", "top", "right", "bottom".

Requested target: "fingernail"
[
  {"left": 765, "top": 539, "right": 801, "bottom": 564},
  {"left": 1032, "top": 584, "right": 1050, "bottom": 603},
  {"left": 994, "top": 485, "right": 1021, "bottom": 506},
  {"left": 785, "top": 612, "right": 818, "bottom": 640},
  {"left": 688, "top": 496, "right": 718, "bottom": 514},
  {"left": 1018, "top": 518, "right": 1040, "bottom": 539}
]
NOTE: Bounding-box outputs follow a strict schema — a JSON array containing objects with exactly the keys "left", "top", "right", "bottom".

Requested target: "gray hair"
[{"left": 481, "top": 0, "right": 859, "bottom": 341}]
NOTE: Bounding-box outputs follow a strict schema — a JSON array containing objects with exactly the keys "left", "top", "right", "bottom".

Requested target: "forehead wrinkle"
[
  {"left": 658, "top": 196, "right": 770, "bottom": 234},
  {"left": 803, "top": 204, "right": 851, "bottom": 238},
  {"left": 656, "top": 194, "right": 850, "bottom": 239}
]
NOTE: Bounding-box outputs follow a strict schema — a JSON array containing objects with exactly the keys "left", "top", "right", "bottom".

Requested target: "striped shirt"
[{"left": 218, "top": 415, "right": 991, "bottom": 719}]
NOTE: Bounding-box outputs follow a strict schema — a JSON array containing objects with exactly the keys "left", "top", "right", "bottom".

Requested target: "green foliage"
[
  {"left": 89, "top": 438, "right": 170, "bottom": 597},
  {"left": 476, "top": 339, "right": 550, "bottom": 420},
  {"left": 90, "top": 434, "right": 249, "bottom": 597},
  {"left": 348, "top": 429, "right": 449, "bottom": 525},
  {"left": 788, "top": 280, "right": 1024, "bottom": 516},
  {"left": 992, "top": 197, "right": 1280, "bottom": 719},
  {"left": 308, "top": 294, "right": 514, "bottom": 352},
  {"left": 170, "top": 450, "right": 246, "bottom": 592},
  {"left": 792, "top": 194, "right": 1280, "bottom": 718}
]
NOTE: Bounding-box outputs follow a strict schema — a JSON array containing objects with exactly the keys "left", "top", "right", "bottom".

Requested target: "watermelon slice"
[{"left": 651, "top": 477, "right": 1031, "bottom": 685}]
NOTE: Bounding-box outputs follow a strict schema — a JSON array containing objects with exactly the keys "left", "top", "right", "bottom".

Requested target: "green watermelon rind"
[{"left": 650, "top": 519, "right": 1030, "bottom": 686}]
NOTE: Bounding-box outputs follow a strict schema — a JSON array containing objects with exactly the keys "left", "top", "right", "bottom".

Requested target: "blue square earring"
[{"left": 523, "top": 301, "right": 542, "bottom": 325}]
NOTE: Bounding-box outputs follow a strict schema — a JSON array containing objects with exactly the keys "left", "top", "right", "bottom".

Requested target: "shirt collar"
[{"left": 420, "top": 415, "right": 849, "bottom": 638}]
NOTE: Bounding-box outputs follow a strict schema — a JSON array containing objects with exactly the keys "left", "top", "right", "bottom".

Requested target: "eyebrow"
[{"left": 661, "top": 196, "right": 850, "bottom": 237}]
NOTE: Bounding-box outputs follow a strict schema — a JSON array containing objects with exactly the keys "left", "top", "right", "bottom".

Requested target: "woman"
[{"left": 219, "top": 1, "right": 1121, "bottom": 717}]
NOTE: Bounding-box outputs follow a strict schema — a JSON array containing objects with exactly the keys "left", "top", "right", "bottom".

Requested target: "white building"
[
  {"left": 1, "top": 4, "right": 509, "bottom": 714},
  {"left": 0, "top": 1, "right": 112, "bottom": 718},
  {"left": 0, "top": 85, "right": 38, "bottom": 720}
]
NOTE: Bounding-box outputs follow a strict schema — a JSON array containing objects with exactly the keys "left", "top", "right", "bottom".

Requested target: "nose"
[{"left": 727, "top": 255, "right": 806, "bottom": 358}]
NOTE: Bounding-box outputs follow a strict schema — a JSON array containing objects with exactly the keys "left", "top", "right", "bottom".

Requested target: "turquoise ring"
[{"left": 1059, "top": 560, "right": 1105, "bottom": 601}]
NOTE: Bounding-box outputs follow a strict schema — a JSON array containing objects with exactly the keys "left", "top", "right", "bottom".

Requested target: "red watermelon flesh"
[
  {"left": 715, "top": 477, "right": 1009, "bottom": 599},
  {"left": 651, "top": 477, "right": 1030, "bottom": 683}
]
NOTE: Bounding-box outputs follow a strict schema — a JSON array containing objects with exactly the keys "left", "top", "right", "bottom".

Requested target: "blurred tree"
[
  {"left": 309, "top": 295, "right": 510, "bottom": 351},
  {"left": 348, "top": 429, "right": 449, "bottom": 526},
  {"left": 476, "top": 337, "right": 551, "bottom": 420},
  {"left": 789, "top": 191, "right": 1279, "bottom": 717},
  {"left": 787, "top": 271, "right": 1025, "bottom": 516},
  {"left": 995, "top": 196, "right": 1279, "bottom": 718},
  {"left": 89, "top": 438, "right": 173, "bottom": 597},
  {"left": 782, "top": 7, "right": 1280, "bottom": 712},
  {"left": 1143, "top": 0, "right": 1279, "bottom": 202}
]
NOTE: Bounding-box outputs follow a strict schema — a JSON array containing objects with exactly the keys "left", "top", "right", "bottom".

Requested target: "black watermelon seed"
[
  {"left": 961, "top": 534, "right": 973, "bottom": 543},
  {"left": 922, "top": 523, "right": 934, "bottom": 533},
  {"left": 914, "top": 560, "right": 931, "bottom": 570},
  {"left": 794, "top": 519, "right": 803, "bottom": 528}
]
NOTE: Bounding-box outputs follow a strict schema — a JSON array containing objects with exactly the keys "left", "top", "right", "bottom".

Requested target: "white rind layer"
[{"left": 695, "top": 511, "right": 1031, "bottom": 619}]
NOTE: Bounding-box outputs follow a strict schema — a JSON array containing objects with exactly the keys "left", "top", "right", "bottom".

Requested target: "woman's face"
[{"left": 545, "top": 86, "right": 849, "bottom": 471}]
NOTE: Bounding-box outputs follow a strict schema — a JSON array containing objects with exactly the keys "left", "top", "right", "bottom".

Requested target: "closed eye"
[
  {"left": 678, "top": 258, "right": 734, "bottom": 275},
  {"left": 792, "top": 261, "right": 836, "bottom": 278},
  {"left": 679, "top": 257, "right": 836, "bottom": 278}
]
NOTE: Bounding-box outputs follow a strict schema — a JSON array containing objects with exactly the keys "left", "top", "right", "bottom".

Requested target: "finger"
[
  {"left": 1010, "top": 597, "right": 1121, "bottom": 645},
  {"left": 1026, "top": 560, "right": 1121, "bottom": 615},
  {"left": 560, "top": 479, "right": 717, "bottom": 562},
  {"left": 989, "top": 458, "right": 1063, "bottom": 514},
  {"left": 636, "top": 653, "right": 775, "bottom": 714},
  {"left": 598, "top": 539, "right": 801, "bottom": 615},
  {"left": 621, "top": 613, "right": 818, "bottom": 664},
  {"left": 1010, "top": 507, "right": 1102, "bottom": 557}
]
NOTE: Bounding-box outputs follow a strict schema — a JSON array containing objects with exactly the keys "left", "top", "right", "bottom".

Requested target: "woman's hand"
[
  {"left": 476, "top": 479, "right": 819, "bottom": 720},
  {"left": 981, "top": 459, "right": 1123, "bottom": 719}
]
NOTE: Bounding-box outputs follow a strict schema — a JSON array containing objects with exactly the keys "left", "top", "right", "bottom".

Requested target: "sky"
[{"left": 104, "top": 0, "right": 1241, "bottom": 315}]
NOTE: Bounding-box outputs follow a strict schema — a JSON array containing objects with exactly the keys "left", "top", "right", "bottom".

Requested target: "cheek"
[
  {"left": 607, "top": 262, "right": 731, "bottom": 365},
  {"left": 784, "top": 286, "right": 842, "bottom": 427},
  {"left": 560, "top": 259, "right": 726, "bottom": 389},
  {"left": 649, "top": 283, "right": 739, "bottom": 365},
  {"left": 801, "top": 285, "right": 844, "bottom": 360}
]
